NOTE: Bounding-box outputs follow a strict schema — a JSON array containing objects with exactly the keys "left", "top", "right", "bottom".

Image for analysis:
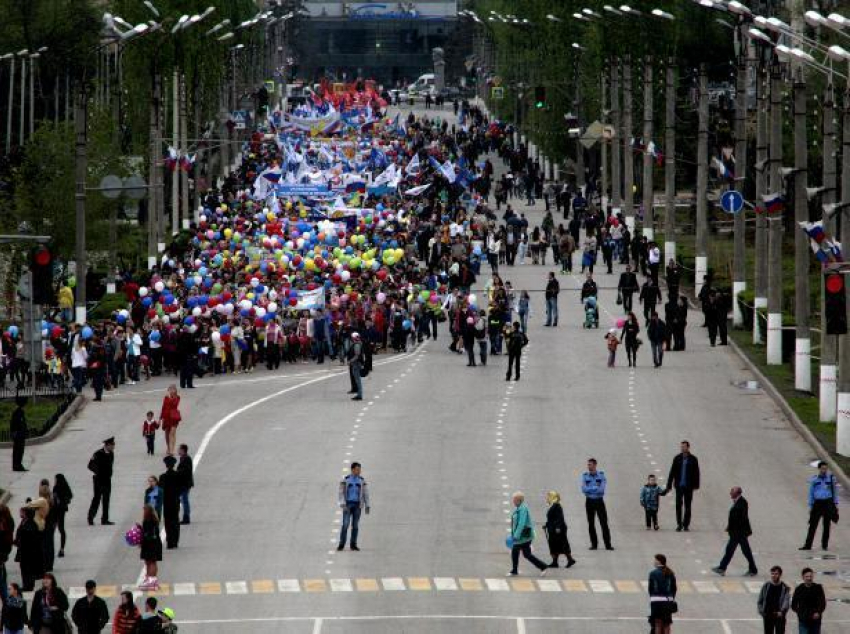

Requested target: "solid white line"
[
  {"left": 721, "top": 620, "right": 733, "bottom": 634},
  {"left": 135, "top": 345, "right": 427, "bottom": 585},
  {"left": 516, "top": 617, "right": 526, "bottom": 634},
  {"left": 312, "top": 618, "right": 323, "bottom": 634}
]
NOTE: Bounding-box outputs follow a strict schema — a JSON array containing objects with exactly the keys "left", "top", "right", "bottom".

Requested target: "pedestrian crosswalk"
[{"left": 45, "top": 577, "right": 847, "bottom": 600}]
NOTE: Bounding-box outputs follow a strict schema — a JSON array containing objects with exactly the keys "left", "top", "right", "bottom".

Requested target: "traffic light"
[
  {"left": 825, "top": 271, "right": 847, "bottom": 335},
  {"left": 534, "top": 85, "right": 546, "bottom": 109},
  {"left": 30, "top": 245, "right": 55, "bottom": 305}
]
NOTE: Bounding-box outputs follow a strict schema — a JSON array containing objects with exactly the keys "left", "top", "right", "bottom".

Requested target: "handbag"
[
  {"left": 668, "top": 599, "right": 678, "bottom": 614},
  {"left": 616, "top": 291, "right": 623, "bottom": 305}
]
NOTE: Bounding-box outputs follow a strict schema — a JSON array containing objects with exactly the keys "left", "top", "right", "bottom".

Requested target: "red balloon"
[
  {"left": 254, "top": 318, "right": 264, "bottom": 327},
  {"left": 376, "top": 270, "right": 387, "bottom": 281},
  {"left": 349, "top": 291, "right": 359, "bottom": 302},
  {"left": 222, "top": 292, "right": 232, "bottom": 302},
  {"left": 289, "top": 297, "right": 298, "bottom": 306}
]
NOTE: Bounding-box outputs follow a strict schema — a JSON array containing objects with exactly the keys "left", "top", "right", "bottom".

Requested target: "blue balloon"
[
  {"left": 220, "top": 325, "right": 231, "bottom": 335},
  {"left": 240, "top": 309, "right": 251, "bottom": 317},
  {"left": 402, "top": 319, "right": 412, "bottom": 330},
  {"left": 187, "top": 297, "right": 198, "bottom": 308},
  {"left": 255, "top": 285, "right": 265, "bottom": 294},
  {"left": 7, "top": 325, "right": 19, "bottom": 338},
  {"left": 149, "top": 330, "right": 161, "bottom": 342},
  {"left": 142, "top": 297, "right": 153, "bottom": 307},
  {"left": 185, "top": 278, "right": 195, "bottom": 288},
  {"left": 116, "top": 314, "right": 127, "bottom": 324},
  {"left": 81, "top": 326, "right": 93, "bottom": 340}
]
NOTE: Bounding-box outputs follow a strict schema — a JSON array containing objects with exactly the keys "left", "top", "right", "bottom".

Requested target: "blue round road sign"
[{"left": 720, "top": 190, "right": 744, "bottom": 214}]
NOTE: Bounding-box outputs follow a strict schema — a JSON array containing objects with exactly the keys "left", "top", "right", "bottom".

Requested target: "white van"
[{"left": 408, "top": 73, "right": 435, "bottom": 96}]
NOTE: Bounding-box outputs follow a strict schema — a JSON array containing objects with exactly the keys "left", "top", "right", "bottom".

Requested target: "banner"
[
  {"left": 294, "top": 288, "right": 325, "bottom": 311},
  {"left": 275, "top": 184, "right": 332, "bottom": 196}
]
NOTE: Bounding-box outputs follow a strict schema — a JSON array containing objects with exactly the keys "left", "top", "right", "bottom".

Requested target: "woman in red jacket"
[
  {"left": 112, "top": 590, "right": 140, "bottom": 633},
  {"left": 158, "top": 385, "right": 181, "bottom": 456}
]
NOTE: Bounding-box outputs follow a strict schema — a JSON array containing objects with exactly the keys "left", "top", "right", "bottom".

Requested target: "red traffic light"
[
  {"left": 33, "top": 246, "right": 51, "bottom": 267},
  {"left": 826, "top": 273, "right": 844, "bottom": 294}
]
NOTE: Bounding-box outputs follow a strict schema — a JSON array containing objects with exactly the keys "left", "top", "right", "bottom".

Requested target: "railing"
[{"left": 0, "top": 385, "right": 76, "bottom": 443}]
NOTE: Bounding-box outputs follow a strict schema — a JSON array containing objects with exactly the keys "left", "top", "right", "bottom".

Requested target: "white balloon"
[
  {"left": 268, "top": 302, "right": 278, "bottom": 313},
  {"left": 139, "top": 287, "right": 149, "bottom": 297},
  {"left": 154, "top": 281, "right": 165, "bottom": 292},
  {"left": 192, "top": 306, "right": 202, "bottom": 317},
  {"left": 211, "top": 331, "right": 221, "bottom": 342},
  {"left": 341, "top": 270, "right": 351, "bottom": 282},
  {"left": 250, "top": 278, "right": 260, "bottom": 288},
  {"left": 268, "top": 290, "right": 278, "bottom": 301},
  {"left": 255, "top": 307, "right": 266, "bottom": 318}
]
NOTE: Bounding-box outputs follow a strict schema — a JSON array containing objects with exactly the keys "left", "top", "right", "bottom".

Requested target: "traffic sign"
[
  {"left": 720, "top": 189, "right": 744, "bottom": 214},
  {"left": 491, "top": 86, "right": 504, "bottom": 100},
  {"left": 231, "top": 110, "right": 249, "bottom": 130}
]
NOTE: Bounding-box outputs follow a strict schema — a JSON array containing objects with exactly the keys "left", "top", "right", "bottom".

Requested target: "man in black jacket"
[
  {"left": 10, "top": 395, "right": 28, "bottom": 471},
  {"left": 176, "top": 327, "right": 197, "bottom": 389},
  {"left": 639, "top": 278, "right": 663, "bottom": 325},
  {"left": 544, "top": 272, "right": 560, "bottom": 327},
  {"left": 87, "top": 437, "right": 115, "bottom": 525},
  {"left": 647, "top": 312, "right": 667, "bottom": 368},
  {"left": 791, "top": 568, "right": 827, "bottom": 633},
  {"left": 664, "top": 441, "right": 701, "bottom": 531},
  {"left": 71, "top": 580, "right": 109, "bottom": 633},
  {"left": 505, "top": 322, "right": 528, "bottom": 382},
  {"left": 617, "top": 265, "right": 639, "bottom": 313},
  {"left": 160, "top": 456, "right": 181, "bottom": 548},
  {"left": 712, "top": 486, "right": 757, "bottom": 576},
  {"left": 177, "top": 444, "right": 194, "bottom": 525}
]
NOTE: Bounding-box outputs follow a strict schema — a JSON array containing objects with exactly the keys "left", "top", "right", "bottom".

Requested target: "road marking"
[
  {"left": 305, "top": 579, "right": 328, "bottom": 592},
  {"left": 355, "top": 578, "right": 379, "bottom": 591},
  {"left": 459, "top": 578, "right": 483, "bottom": 591},
  {"left": 69, "top": 587, "right": 85, "bottom": 599},
  {"left": 517, "top": 617, "right": 526, "bottom": 634},
  {"left": 563, "top": 579, "right": 588, "bottom": 592},
  {"left": 408, "top": 577, "right": 432, "bottom": 590},
  {"left": 199, "top": 582, "right": 221, "bottom": 595},
  {"left": 615, "top": 580, "right": 640, "bottom": 593},
  {"left": 251, "top": 580, "right": 275, "bottom": 594},
  {"left": 278, "top": 579, "right": 301, "bottom": 592},
  {"left": 510, "top": 579, "right": 536, "bottom": 592},
  {"left": 588, "top": 580, "right": 615, "bottom": 593},
  {"left": 330, "top": 578, "right": 353, "bottom": 592},
  {"left": 313, "top": 617, "right": 323, "bottom": 634},
  {"left": 485, "top": 578, "right": 510, "bottom": 591},
  {"left": 434, "top": 577, "right": 458, "bottom": 590},
  {"left": 173, "top": 582, "right": 197, "bottom": 596},
  {"left": 225, "top": 581, "right": 248, "bottom": 595},
  {"left": 744, "top": 581, "right": 763, "bottom": 594},
  {"left": 676, "top": 581, "right": 693, "bottom": 593},
  {"left": 693, "top": 581, "right": 720, "bottom": 593},
  {"left": 718, "top": 580, "right": 745, "bottom": 593},
  {"left": 537, "top": 579, "right": 562, "bottom": 592},
  {"left": 381, "top": 577, "right": 406, "bottom": 591}
]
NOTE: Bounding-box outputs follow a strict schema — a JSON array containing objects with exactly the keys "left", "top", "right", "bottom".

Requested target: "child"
[
  {"left": 640, "top": 474, "right": 666, "bottom": 530},
  {"left": 46, "top": 350, "right": 64, "bottom": 389},
  {"left": 605, "top": 328, "right": 620, "bottom": 367},
  {"left": 143, "top": 411, "right": 158, "bottom": 456}
]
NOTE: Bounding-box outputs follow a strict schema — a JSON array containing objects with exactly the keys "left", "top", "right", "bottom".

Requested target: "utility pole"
[
  {"left": 74, "top": 88, "right": 87, "bottom": 324},
  {"left": 754, "top": 70, "right": 768, "bottom": 344},
  {"left": 611, "top": 60, "right": 621, "bottom": 215},
  {"left": 5, "top": 56, "right": 13, "bottom": 153},
  {"left": 793, "top": 69, "right": 810, "bottom": 391},
  {"left": 664, "top": 58, "right": 676, "bottom": 264},
  {"left": 171, "top": 70, "right": 179, "bottom": 236},
  {"left": 148, "top": 69, "right": 160, "bottom": 268},
  {"left": 732, "top": 55, "right": 749, "bottom": 327},
  {"left": 642, "top": 57, "right": 654, "bottom": 241},
  {"left": 574, "top": 65, "right": 585, "bottom": 190},
  {"left": 695, "top": 66, "right": 709, "bottom": 297},
  {"left": 766, "top": 65, "right": 784, "bottom": 365},
  {"left": 180, "top": 75, "right": 189, "bottom": 229},
  {"left": 836, "top": 87, "right": 850, "bottom": 456},
  {"left": 820, "top": 83, "right": 837, "bottom": 421},
  {"left": 601, "top": 71, "right": 609, "bottom": 213},
  {"left": 623, "top": 56, "right": 634, "bottom": 232}
]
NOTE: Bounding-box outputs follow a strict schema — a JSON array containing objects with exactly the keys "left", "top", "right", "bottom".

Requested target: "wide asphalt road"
[{"left": 5, "top": 104, "right": 849, "bottom": 633}]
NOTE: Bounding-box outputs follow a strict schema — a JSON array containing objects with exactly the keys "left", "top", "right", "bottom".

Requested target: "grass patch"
[
  {"left": 729, "top": 329, "right": 850, "bottom": 475},
  {"left": 0, "top": 397, "right": 68, "bottom": 438}
]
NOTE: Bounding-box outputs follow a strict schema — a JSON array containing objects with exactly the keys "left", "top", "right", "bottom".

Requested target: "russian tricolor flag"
[{"left": 762, "top": 192, "right": 785, "bottom": 214}]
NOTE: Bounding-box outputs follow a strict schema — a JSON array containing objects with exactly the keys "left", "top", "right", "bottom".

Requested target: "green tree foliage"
[{"left": 472, "top": 0, "right": 735, "bottom": 162}]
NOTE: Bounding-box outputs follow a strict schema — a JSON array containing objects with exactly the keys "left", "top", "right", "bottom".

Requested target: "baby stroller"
[{"left": 583, "top": 295, "right": 599, "bottom": 329}]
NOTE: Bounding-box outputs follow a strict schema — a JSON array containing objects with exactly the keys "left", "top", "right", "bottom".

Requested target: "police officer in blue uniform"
[
  {"left": 800, "top": 461, "right": 839, "bottom": 551},
  {"left": 581, "top": 458, "right": 613, "bottom": 550},
  {"left": 338, "top": 462, "right": 370, "bottom": 551}
]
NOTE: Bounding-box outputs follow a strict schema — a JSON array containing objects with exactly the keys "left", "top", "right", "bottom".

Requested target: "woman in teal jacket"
[{"left": 508, "top": 492, "right": 549, "bottom": 576}]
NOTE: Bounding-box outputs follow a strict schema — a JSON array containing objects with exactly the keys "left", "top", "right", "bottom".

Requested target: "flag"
[
  {"left": 799, "top": 221, "right": 826, "bottom": 244},
  {"left": 440, "top": 160, "right": 457, "bottom": 183},
  {"left": 800, "top": 221, "right": 842, "bottom": 262},
  {"left": 164, "top": 146, "right": 179, "bottom": 171},
  {"left": 404, "top": 184, "right": 431, "bottom": 196},
  {"left": 179, "top": 153, "right": 195, "bottom": 172},
  {"left": 405, "top": 153, "right": 421, "bottom": 175},
  {"left": 762, "top": 192, "right": 785, "bottom": 214},
  {"left": 712, "top": 156, "right": 734, "bottom": 181},
  {"left": 647, "top": 141, "right": 664, "bottom": 167}
]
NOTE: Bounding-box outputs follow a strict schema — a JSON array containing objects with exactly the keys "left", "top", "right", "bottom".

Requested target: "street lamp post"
[
  {"left": 695, "top": 66, "right": 709, "bottom": 298},
  {"left": 766, "top": 63, "right": 784, "bottom": 365},
  {"left": 793, "top": 68, "right": 810, "bottom": 391},
  {"left": 754, "top": 68, "right": 768, "bottom": 344},
  {"left": 820, "top": 83, "right": 837, "bottom": 420},
  {"left": 2, "top": 53, "right": 14, "bottom": 153},
  {"left": 622, "top": 56, "right": 634, "bottom": 232},
  {"left": 610, "top": 60, "right": 621, "bottom": 216},
  {"left": 663, "top": 58, "right": 677, "bottom": 263},
  {"left": 642, "top": 57, "right": 654, "bottom": 241},
  {"left": 732, "top": 48, "right": 749, "bottom": 327},
  {"left": 838, "top": 85, "right": 850, "bottom": 455}
]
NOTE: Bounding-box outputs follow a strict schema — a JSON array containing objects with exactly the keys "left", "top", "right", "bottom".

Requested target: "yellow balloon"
[
  {"left": 224, "top": 228, "right": 233, "bottom": 239},
  {"left": 247, "top": 292, "right": 255, "bottom": 300},
  {"left": 300, "top": 209, "right": 307, "bottom": 218}
]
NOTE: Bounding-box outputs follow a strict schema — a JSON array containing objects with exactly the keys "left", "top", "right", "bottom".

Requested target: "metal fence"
[{"left": 0, "top": 385, "right": 76, "bottom": 443}]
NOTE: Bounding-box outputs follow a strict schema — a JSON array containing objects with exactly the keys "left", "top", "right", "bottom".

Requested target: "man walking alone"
[
  {"left": 712, "top": 486, "right": 757, "bottom": 576},
  {"left": 544, "top": 272, "right": 560, "bottom": 327},
  {"left": 664, "top": 441, "right": 700, "bottom": 532},
  {"left": 505, "top": 322, "right": 528, "bottom": 382}
]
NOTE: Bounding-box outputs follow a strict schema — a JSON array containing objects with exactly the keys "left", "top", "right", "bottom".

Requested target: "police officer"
[
  {"left": 347, "top": 332, "right": 364, "bottom": 401},
  {"left": 87, "top": 437, "right": 115, "bottom": 525},
  {"left": 159, "top": 456, "right": 181, "bottom": 549},
  {"left": 800, "top": 461, "right": 839, "bottom": 551},
  {"left": 581, "top": 458, "right": 613, "bottom": 550},
  {"left": 338, "top": 462, "right": 370, "bottom": 551}
]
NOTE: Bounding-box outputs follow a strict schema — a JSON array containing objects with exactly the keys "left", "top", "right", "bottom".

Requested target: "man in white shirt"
[{"left": 648, "top": 242, "right": 661, "bottom": 283}]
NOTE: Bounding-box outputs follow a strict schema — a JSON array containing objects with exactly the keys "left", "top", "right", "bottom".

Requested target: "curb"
[
  {"left": 0, "top": 395, "right": 85, "bottom": 450},
  {"left": 728, "top": 336, "right": 850, "bottom": 492}
]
